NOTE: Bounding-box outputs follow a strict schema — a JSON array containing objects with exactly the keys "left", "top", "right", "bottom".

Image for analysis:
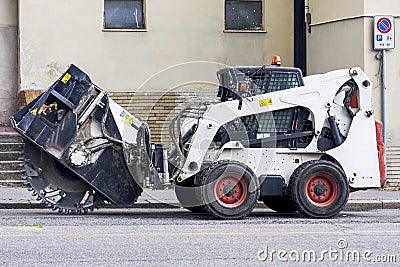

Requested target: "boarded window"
[
  {"left": 104, "top": 0, "right": 144, "bottom": 29},
  {"left": 225, "top": 0, "right": 263, "bottom": 31}
]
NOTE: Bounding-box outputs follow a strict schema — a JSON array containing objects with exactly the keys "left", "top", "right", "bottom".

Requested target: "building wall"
[
  {"left": 364, "top": 0, "right": 400, "bottom": 15},
  {"left": 307, "top": 18, "right": 365, "bottom": 75},
  {"left": 308, "top": 0, "right": 364, "bottom": 24},
  {"left": 361, "top": 3, "right": 400, "bottom": 148},
  {"left": 0, "top": 0, "right": 18, "bottom": 125},
  {"left": 19, "top": 0, "right": 294, "bottom": 93}
]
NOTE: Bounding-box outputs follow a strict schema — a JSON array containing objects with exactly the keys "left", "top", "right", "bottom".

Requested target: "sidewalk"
[{"left": 0, "top": 186, "right": 399, "bottom": 211}]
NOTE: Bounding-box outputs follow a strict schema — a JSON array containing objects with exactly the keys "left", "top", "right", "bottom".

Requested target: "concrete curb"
[
  {"left": 344, "top": 200, "right": 387, "bottom": 211},
  {"left": 343, "top": 199, "right": 400, "bottom": 211},
  {"left": 0, "top": 200, "right": 399, "bottom": 211},
  {"left": 0, "top": 202, "right": 178, "bottom": 210}
]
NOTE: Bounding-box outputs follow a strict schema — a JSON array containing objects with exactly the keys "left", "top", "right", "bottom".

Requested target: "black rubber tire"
[
  {"left": 175, "top": 178, "right": 205, "bottom": 213},
  {"left": 262, "top": 196, "right": 296, "bottom": 213},
  {"left": 289, "top": 160, "right": 349, "bottom": 218},
  {"left": 199, "top": 161, "right": 259, "bottom": 220}
]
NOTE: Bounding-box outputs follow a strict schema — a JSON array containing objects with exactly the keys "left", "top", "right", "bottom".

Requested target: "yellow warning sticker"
[
  {"left": 122, "top": 113, "right": 135, "bottom": 126},
  {"left": 61, "top": 73, "right": 71, "bottom": 84},
  {"left": 259, "top": 98, "right": 273, "bottom": 107},
  {"left": 30, "top": 108, "right": 38, "bottom": 116}
]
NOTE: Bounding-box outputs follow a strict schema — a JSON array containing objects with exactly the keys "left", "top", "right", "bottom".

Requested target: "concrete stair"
[
  {"left": 0, "top": 129, "right": 25, "bottom": 187},
  {"left": 386, "top": 146, "right": 400, "bottom": 187}
]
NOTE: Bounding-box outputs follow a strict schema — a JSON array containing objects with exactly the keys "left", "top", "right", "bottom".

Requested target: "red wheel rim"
[
  {"left": 214, "top": 173, "right": 248, "bottom": 208},
  {"left": 306, "top": 173, "right": 338, "bottom": 207}
]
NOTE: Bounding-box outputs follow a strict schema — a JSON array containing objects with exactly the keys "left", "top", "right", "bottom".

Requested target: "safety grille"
[
  {"left": 246, "top": 71, "right": 300, "bottom": 94},
  {"left": 264, "top": 72, "right": 300, "bottom": 93},
  {"left": 241, "top": 108, "right": 294, "bottom": 134}
]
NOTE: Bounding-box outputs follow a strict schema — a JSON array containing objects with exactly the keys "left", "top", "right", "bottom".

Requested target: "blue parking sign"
[{"left": 377, "top": 35, "right": 383, "bottom": 41}]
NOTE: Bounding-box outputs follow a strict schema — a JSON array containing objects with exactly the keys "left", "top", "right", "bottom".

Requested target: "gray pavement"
[
  {"left": 0, "top": 186, "right": 399, "bottom": 211},
  {"left": 0, "top": 208, "right": 399, "bottom": 266}
]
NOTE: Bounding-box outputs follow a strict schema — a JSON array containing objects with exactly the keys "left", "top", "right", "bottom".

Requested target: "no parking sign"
[{"left": 374, "top": 16, "right": 395, "bottom": 50}]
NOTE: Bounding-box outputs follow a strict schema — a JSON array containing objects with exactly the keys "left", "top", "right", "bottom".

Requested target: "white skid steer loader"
[{"left": 11, "top": 62, "right": 386, "bottom": 219}]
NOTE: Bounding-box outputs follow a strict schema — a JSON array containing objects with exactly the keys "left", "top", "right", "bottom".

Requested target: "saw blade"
[{"left": 23, "top": 142, "right": 105, "bottom": 213}]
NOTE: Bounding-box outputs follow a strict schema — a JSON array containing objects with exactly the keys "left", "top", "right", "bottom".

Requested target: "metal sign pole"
[
  {"left": 381, "top": 49, "right": 386, "bottom": 144},
  {"left": 374, "top": 15, "right": 394, "bottom": 145}
]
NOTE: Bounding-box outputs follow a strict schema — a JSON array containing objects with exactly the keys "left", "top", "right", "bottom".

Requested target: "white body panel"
[
  {"left": 109, "top": 98, "right": 141, "bottom": 145},
  {"left": 179, "top": 67, "right": 381, "bottom": 189}
]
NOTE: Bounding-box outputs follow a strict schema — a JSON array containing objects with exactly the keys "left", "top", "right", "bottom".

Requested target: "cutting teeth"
[{"left": 23, "top": 154, "right": 105, "bottom": 215}]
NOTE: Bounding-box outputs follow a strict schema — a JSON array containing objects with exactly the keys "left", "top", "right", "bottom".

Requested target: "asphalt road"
[{"left": 0, "top": 208, "right": 399, "bottom": 266}]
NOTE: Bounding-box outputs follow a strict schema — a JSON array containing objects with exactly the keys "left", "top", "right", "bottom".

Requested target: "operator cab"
[
  {"left": 217, "top": 57, "right": 304, "bottom": 102},
  {"left": 213, "top": 58, "right": 313, "bottom": 150}
]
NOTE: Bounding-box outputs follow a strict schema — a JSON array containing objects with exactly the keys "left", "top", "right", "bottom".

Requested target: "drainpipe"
[{"left": 294, "top": 0, "right": 307, "bottom": 75}]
